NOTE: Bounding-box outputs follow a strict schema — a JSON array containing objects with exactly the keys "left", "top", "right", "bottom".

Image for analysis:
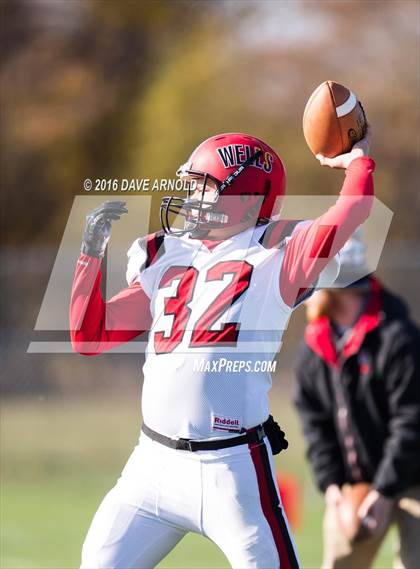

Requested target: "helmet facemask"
[{"left": 160, "top": 173, "right": 227, "bottom": 237}]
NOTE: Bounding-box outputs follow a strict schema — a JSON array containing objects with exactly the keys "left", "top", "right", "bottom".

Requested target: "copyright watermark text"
[{"left": 83, "top": 178, "right": 196, "bottom": 192}]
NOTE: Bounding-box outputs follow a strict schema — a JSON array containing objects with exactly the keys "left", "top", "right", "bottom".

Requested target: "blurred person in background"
[{"left": 294, "top": 231, "right": 420, "bottom": 569}]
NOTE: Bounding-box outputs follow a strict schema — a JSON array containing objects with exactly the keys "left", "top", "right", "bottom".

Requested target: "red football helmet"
[{"left": 160, "top": 133, "right": 286, "bottom": 236}]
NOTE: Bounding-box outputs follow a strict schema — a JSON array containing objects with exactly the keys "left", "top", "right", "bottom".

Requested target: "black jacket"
[{"left": 294, "top": 277, "right": 420, "bottom": 497}]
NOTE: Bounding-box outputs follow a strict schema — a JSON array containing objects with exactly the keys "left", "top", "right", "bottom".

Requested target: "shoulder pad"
[
  {"left": 143, "top": 231, "right": 166, "bottom": 268},
  {"left": 258, "top": 220, "right": 302, "bottom": 249},
  {"left": 126, "top": 231, "right": 166, "bottom": 285}
]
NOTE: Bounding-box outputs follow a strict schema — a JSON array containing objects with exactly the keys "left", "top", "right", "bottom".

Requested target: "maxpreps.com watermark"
[
  {"left": 193, "top": 358, "right": 277, "bottom": 373},
  {"left": 83, "top": 178, "right": 197, "bottom": 192}
]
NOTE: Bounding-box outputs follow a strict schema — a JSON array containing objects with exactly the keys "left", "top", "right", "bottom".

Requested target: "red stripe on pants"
[{"left": 249, "top": 441, "right": 299, "bottom": 569}]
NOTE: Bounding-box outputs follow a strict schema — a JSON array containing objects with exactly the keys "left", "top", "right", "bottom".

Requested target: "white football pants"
[{"left": 80, "top": 432, "right": 300, "bottom": 569}]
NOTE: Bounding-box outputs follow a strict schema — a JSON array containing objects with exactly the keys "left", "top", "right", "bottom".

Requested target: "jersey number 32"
[{"left": 154, "top": 261, "right": 253, "bottom": 354}]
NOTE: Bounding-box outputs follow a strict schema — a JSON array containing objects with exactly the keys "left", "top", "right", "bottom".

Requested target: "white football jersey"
[{"left": 126, "top": 223, "right": 338, "bottom": 440}]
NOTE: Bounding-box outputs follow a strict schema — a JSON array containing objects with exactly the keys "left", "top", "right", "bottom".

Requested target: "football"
[
  {"left": 303, "top": 81, "right": 367, "bottom": 158},
  {"left": 337, "top": 483, "right": 371, "bottom": 542}
]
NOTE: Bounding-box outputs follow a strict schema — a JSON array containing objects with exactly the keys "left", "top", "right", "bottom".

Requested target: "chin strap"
[
  {"left": 219, "top": 149, "right": 263, "bottom": 193},
  {"left": 189, "top": 227, "right": 210, "bottom": 238}
]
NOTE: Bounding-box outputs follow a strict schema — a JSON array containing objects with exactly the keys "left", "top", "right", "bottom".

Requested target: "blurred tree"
[{"left": 0, "top": 0, "right": 219, "bottom": 244}]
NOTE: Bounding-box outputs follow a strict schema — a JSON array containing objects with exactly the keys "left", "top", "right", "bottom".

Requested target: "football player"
[{"left": 70, "top": 130, "right": 373, "bottom": 569}]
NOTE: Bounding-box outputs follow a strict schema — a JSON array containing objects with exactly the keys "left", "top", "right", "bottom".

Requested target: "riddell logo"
[{"left": 212, "top": 415, "right": 242, "bottom": 433}]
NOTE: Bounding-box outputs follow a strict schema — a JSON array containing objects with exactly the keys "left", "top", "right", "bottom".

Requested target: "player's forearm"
[
  {"left": 305, "top": 156, "right": 375, "bottom": 259},
  {"left": 321, "top": 156, "right": 375, "bottom": 230},
  {"left": 70, "top": 254, "right": 152, "bottom": 355},
  {"left": 281, "top": 157, "right": 375, "bottom": 307},
  {"left": 340, "top": 156, "right": 375, "bottom": 195},
  {"left": 70, "top": 254, "right": 107, "bottom": 355}
]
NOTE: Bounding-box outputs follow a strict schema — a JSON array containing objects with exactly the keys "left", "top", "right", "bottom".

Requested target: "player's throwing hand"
[{"left": 317, "top": 125, "right": 372, "bottom": 170}]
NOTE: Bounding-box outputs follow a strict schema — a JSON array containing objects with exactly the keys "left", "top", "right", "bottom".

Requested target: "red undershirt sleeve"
[
  {"left": 280, "top": 156, "right": 375, "bottom": 307},
  {"left": 70, "top": 254, "right": 152, "bottom": 355}
]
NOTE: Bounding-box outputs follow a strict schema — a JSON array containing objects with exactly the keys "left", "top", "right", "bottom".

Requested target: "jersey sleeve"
[
  {"left": 70, "top": 253, "right": 152, "bottom": 355},
  {"left": 280, "top": 156, "right": 375, "bottom": 307},
  {"left": 126, "top": 233, "right": 165, "bottom": 296}
]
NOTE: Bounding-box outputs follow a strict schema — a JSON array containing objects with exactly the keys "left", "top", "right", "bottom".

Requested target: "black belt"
[{"left": 142, "top": 422, "right": 265, "bottom": 452}]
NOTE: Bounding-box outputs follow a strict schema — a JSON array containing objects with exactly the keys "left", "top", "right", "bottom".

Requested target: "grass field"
[{"left": 1, "top": 395, "right": 395, "bottom": 568}]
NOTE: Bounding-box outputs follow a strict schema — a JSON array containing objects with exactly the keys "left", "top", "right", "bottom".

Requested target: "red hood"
[{"left": 304, "top": 277, "right": 383, "bottom": 367}]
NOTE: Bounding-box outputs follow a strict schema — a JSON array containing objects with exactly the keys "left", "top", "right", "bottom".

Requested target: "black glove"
[
  {"left": 263, "top": 415, "right": 289, "bottom": 455},
  {"left": 81, "top": 200, "right": 128, "bottom": 258}
]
